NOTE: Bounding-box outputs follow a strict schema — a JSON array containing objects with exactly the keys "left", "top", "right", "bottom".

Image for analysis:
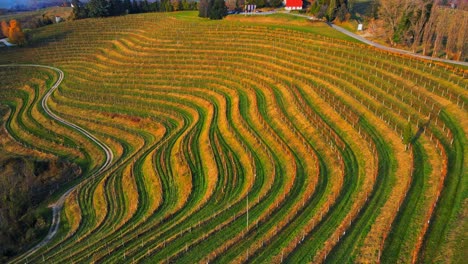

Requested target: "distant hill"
[
  {"left": 0, "top": 1, "right": 70, "bottom": 11},
  {"left": 0, "top": 6, "right": 72, "bottom": 32}
]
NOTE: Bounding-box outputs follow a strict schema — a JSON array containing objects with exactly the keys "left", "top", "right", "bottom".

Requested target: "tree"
[
  {"left": 454, "top": 12, "right": 468, "bottom": 60},
  {"left": 131, "top": 0, "right": 140, "bottom": 13},
  {"left": 123, "top": 0, "right": 132, "bottom": 13},
  {"left": 149, "top": 1, "right": 160, "bottom": 11},
  {"left": 182, "top": 0, "right": 191, "bottom": 10},
  {"left": 140, "top": 0, "right": 150, "bottom": 12},
  {"left": 87, "top": 0, "right": 110, "bottom": 17},
  {"left": 71, "top": 0, "right": 87, "bottom": 19},
  {"left": 269, "top": 0, "right": 283, "bottom": 8},
  {"left": 7, "top": 20, "right": 25, "bottom": 45},
  {"left": 403, "top": 122, "right": 413, "bottom": 151},
  {"left": 309, "top": 0, "right": 350, "bottom": 21},
  {"left": 377, "top": 0, "right": 467, "bottom": 60},
  {"left": 378, "top": 0, "right": 412, "bottom": 45},
  {"left": 421, "top": 3, "right": 438, "bottom": 55},
  {"left": 109, "top": 0, "right": 125, "bottom": 16},
  {"left": 445, "top": 8, "right": 458, "bottom": 58},
  {"left": 1, "top": 20, "right": 8, "bottom": 38},
  {"left": 366, "top": 0, "right": 379, "bottom": 19},
  {"left": 162, "top": 0, "right": 173, "bottom": 11},
  {"left": 171, "top": 0, "right": 182, "bottom": 11},
  {"left": 0, "top": 156, "right": 80, "bottom": 260},
  {"left": 326, "top": 0, "right": 337, "bottom": 20},
  {"left": 199, "top": 0, "right": 211, "bottom": 17},
  {"left": 210, "top": 0, "right": 227, "bottom": 19},
  {"left": 431, "top": 8, "right": 447, "bottom": 57},
  {"left": 336, "top": 1, "right": 349, "bottom": 22},
  {"left": 409, "top": 0, "right": 432, "bottom": 53}
]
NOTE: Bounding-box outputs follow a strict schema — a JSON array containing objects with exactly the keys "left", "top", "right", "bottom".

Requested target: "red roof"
[{"left": 286, "top": 0, "right": 302, "bottom": 7}]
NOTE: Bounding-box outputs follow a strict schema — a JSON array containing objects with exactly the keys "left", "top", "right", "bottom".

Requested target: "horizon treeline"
[{"left": 71, "top": 0, "right": 198, "bottom": 19}]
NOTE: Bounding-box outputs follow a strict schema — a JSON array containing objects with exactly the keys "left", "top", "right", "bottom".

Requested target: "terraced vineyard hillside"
[{"left": 0, "top": 12, "right": 466, "bottom": 263}]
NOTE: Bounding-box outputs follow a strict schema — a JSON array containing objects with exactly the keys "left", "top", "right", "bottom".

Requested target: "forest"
[
  {"left": 0, "top": 154, "right": 80, "bottom": 260},
  {"left": 374, "top": 0, "right": 467, "bottom": 60}
]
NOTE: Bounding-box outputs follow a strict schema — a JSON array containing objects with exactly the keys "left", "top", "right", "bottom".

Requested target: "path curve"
[
  {"left": 278, "top": 11, "right": 468, "bottom": 66},
  {"left": 327, "top": 23, "right": 468, "bottom": 67},
  {"left": 0, "top": 64, "right": 114, "bottom": 263}
]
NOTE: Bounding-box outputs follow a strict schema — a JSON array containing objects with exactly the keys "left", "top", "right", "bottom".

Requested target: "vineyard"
[{"left": 0, "top": 11, "right": 466, "bottom": 263}]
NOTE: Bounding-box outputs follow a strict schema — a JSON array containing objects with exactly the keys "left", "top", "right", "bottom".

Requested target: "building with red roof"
[{"left": 285, "top": 0, "right": 302, "bottom": 10}]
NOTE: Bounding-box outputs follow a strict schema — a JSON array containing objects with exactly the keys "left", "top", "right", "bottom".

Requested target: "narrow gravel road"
[
  {"left": 0, "top": 64, "right": 114, "bottom": 263},
  {"left": 327, "top": 23, "right": 468, "bottom": 67},
  {"left": 280, "top": 11, "right": 467, "bottom": 67}
]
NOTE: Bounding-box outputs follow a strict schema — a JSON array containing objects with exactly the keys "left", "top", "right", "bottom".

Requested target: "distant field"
[
  {"left": 0, "top": 11, "right": 466, "bottom": 263},
  {"left": 0, "top": 6, "right": 72, "bottom": 30}
]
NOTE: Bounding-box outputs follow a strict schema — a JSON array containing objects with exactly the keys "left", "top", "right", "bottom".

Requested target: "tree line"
[
  {"left": 71, "top": 0, "right": 198, "bottom": 19},
  {"left": 0, "top": 156, "right": 80, "bottom": 261},
  {"left": 377, "top": 0, "right": 467, "bottom": 61},
  {"left": 198, "top": 0, "right": 228, "bottom": 19},
  {"left": 308, "top": 0, "right": 351, "bottom": 22}
]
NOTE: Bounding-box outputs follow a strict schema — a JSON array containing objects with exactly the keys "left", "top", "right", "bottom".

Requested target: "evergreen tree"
[
  {"left": 87, "top": 0, "right": 110, "bottom": 17},
  {"left": 149, "top": 1, "right": 160, "bottom": 11},
  {"left": 123, "top": 0, "right": 132, "bottom": 13},
  {"left": 141, "top": 0, "right": 150, "bottom": 12},
  {"left": 131, "top": 0, "right": 140, "bottom": 13},
  {"left": 71, "top": 0, "right": 87, "bottom": 19},
  {"left": 209, "top": 0, "right": 227, "bottom": 19},
  {"left": 109, "top": 0, "right": 125, "bottom": 16},
  {"left": 310, "top": 0, "right": 350, "bottom": 21}
]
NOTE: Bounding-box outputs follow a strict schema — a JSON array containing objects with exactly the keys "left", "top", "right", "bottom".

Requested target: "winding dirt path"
[{"left": 0, "top": 64, "right": 114, "bottom": 263}]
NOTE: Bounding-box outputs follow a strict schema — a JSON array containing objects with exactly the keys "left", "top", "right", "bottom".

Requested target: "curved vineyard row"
[{"left": 0, "top": 12, "right": 466, "bottom": 263}]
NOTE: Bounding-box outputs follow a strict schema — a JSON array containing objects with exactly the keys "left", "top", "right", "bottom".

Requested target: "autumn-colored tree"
[
  {"left": 377, "top": 0, "right": 466, "bottom": 61},
  {"left": 8, "top": 20, "right": 25, "bottom": 44},
  {"left": 431, "top": 8, "right": 447, "bottom": 58},
  {"left": 421, "top": 4, "right": 438, "bottom": 56},
  {"left": 1, "top": 20, "right": 8, "bottom": 38},
  {"left": 409, "top": 0, "right": 432, "bottom": 53},
  {"left": 171, "top": 0, "right": 181, "bottom": 11},
  {"left": 445, "top": 8, "right": 458, "bottom": 59},
  {"left": 378, "top": 0, "right": 413, "bottom": 45},
  {"left": 454, "top": 12, "right": 468, "bottom": 60}
]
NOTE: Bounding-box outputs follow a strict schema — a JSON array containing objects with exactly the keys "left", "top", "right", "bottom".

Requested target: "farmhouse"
[{"left": 285, "top": 0, "right": 303, "bottom": 10}]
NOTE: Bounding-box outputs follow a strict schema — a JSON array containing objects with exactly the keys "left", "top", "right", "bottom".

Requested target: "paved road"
[
  {"left": 327, "top": 23, "right": 468, "bottom": 67},
  {"left": 278, "top": 12, "right": 468, "bottom": 67},
  {"left": 0, "top": 64, "right": 114, "bottom": 263}
]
